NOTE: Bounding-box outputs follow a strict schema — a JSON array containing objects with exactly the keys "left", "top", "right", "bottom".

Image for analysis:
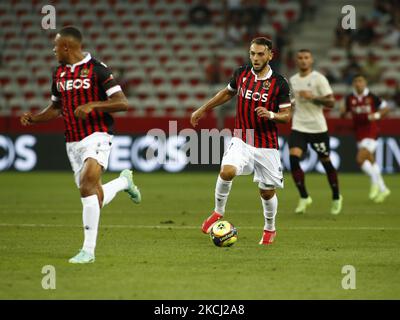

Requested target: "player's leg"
[
  {"left": 318, "top": 155, "right": 342, "bottom": 214},
  {"left": 289, "top": 130, "right": 312, "bottom": 214},
  {"left": 253, "top": 147, "right": 282, "bottom": 245},
  {"left": 358, "top": 139, "right": 391, "bottom": 203},
  {"left": 202, "top": 137, "right": 249, "bottom": 234},
  {"left": 309, "top": 131, "right": 342, "bottom": 214},
  {"left": 69, "top": 157, "right": 103, "bottom": 263},
  {"left": 259, "top": 188, "right": 277, "bottom": 245},
  {"left": 102, "top": 169, "right": 141, "bottom": 207},
  {"left": 357, "top": 146, "right": 380, "bottom": 199},
  {"left": 201, "top": 165, "right": 237, "bottom": 234}
]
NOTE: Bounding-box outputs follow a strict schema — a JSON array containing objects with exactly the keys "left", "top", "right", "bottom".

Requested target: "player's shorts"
[
  {"left": 66, "top": 132, "right": 113, "bottom": 188},
  {"left": 357, "top": 138, "right": 377, "bottom": 153},
  {"left": 288, "top": 130, "right": 330, "bottom": 158},
  {"left": 221, "top": 137, "right": 283, "bottom": 190}
]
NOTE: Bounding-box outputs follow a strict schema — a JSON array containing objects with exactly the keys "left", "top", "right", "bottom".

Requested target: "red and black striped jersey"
[
  {"left": 227, "top": 65, "right": 291, "bottom": 149},
  {"left": 345, "top": 88, "right": 387, "bottom": 141},
  {"left": 51, "top": 53, "right": 122, "bottom": 142}
]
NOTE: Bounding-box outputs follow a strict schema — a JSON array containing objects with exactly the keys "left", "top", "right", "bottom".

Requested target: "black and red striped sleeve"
[
  {"left": 95, "top": 62, "right": 122, "bottom": 97},
  {"left": 371, "top": 93, "right": 387, "bottom": 111},
  {"left": 51, "top": 69, "right": 60, "bottom": 103},
  {"left": 227, "top": 66, "right": 246, "bottom": 93},
  {"left": 277, "top": 77, "right": 291, "bottom": 109}
]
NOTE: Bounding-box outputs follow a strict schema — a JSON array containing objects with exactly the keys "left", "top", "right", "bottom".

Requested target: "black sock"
[
  {"left": 321, "top": 160, "right": 340, "bottom": 200},
  {"left": 290, "top": 155, "right": 308, "bottom": 198}
]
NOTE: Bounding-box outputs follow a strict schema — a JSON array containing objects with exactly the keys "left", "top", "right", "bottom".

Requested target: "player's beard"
[{"left": 253, "top": 61, "right": 269, "bottom": 73}]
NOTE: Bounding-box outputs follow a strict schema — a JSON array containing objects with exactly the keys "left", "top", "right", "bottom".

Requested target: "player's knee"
[
  {"left": 220, "top": 166, "right": 236, "bottom": 181},
  {"left": 79, "top": 176, "right": 99, "bottom": 197},
  {"left": 356, "top": 154, "right": 365, "bottom": 166},
  {"left": 289, "top": 148, "right": 302, "bottom": 158},
  {"left": 259, "top": 189, "right": 275, "bottom": 200},
  {"left": 319, "top": 156, "right": 331, "bottom": 163}
]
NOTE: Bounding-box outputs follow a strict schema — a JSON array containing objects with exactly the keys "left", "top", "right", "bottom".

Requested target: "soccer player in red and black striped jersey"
[
  {"left": 20, "top": 26, "right": 141, "bottom": 264},
  {"left": 191, "top": 37, "right": 292, "bottom": 245},
  {"left": 340, "top": 74, "right": 390, "bottom": 203}
]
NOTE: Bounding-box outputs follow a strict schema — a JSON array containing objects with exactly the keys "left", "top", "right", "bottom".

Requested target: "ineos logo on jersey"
[
  {"left": 56, "top": 79, "right": 91, "bottom": 92},
  {"left": 238, "top": 87, "right": 268, "bottom": 103},
  {"left": 354, "top": 105, "right": 371, "bottom": 114}
]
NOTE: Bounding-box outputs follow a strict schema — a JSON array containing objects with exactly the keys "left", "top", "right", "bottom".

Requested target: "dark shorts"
[{"left": 289, "top": 130, "right": 330, "bottom": 158}]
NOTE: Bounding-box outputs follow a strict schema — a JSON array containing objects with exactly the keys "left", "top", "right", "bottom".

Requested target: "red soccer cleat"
[
  {"left": 201, "top": 211, "right": 223, "bottom": 234},
  {"left": 259, "top": 230, "right": 276, "bottom": 245}
]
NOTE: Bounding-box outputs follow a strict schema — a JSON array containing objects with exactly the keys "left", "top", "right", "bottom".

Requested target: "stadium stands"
[{"left": 0, "top": 0, "right": 398, "bottom": 118}]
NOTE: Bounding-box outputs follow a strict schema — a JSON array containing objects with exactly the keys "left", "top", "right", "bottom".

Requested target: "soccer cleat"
[
  {"left": 331, "top": 195, "right": 343, "bottom": 215},
  {"left": 120, "top": 169, "right": 141, "bottom": 204},
  {"left": 294, "top": 196, "right": 312, "bottom": 214},
  {"left": 369, "top": 184, "right": 379, "bottom": 200},
  {"left": 201, "top": 211, "right": 223, "bottom": 234},
  {"left": 68, "top": 250, "right": 95, "bottom": 264},
  {"left": 374, "top": 189, "right": 391, "bottom": 203},
  {"left": 259, "top": 230, "right": 276, "bottom": 245}
]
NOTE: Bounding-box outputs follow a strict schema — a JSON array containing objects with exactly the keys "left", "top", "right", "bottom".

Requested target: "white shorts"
[
  {"left": 357, "top": 138, "right": 377, "bottom": 153},
  {"left": 66, "top": 132, "right": 113, "bottom": 188},
  {"left": 221, "top": 137, "right": 284, "bottom": 190}
]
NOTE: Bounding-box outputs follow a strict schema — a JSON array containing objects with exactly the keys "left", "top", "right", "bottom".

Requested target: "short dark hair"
[
  {"left": 297, "top": 49, "right": 312, "bottom": 54},
  {"left": 250, "top": 37, "right": 272, "bottom": 50},
  {"left": 352, "top": 74, "right": 366, "bottom": 81},
  {"left": 59, "top": 26, "right": 83, "bottom": 42}
]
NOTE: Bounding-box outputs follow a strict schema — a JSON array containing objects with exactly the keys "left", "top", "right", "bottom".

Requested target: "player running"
[
  {"left": 20, "top": 26, "right": 141, "bottom": 264},
  {"left": 340, "top": 74, "right": 390, "bottom": 202},
  {"left": 191, "top": 37, "right": 292, "bottom": 245},
  {"left": 289, "top": 49, "right": 342, "bottom": 215}
]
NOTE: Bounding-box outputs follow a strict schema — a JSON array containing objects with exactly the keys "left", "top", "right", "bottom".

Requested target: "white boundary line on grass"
[{"left": 0, "top": 223, "right": 399, "bottom": 231}]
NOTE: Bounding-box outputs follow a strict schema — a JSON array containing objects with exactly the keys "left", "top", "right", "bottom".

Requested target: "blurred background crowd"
[{"left": 1, "top": 0, "right": 399, "bottom": 122}]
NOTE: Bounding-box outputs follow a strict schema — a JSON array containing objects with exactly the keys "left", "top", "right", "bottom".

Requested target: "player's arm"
[
  {"left": 74, "top": 91, "right": 128, "bottom": 119},
  {"left": 74, "top": 62, "right": 128, "bottom": 119},
  {"left": 21, "top": 70, "right": 63, "bottom": 125},
  {"left": 312, "top": 94, "right": 335, "bottom": 108},
  {"left": 255, "top": 76, "right": 292, "bottom": 123},
  {"left": 368, "top": 98, "right": 390, "bottom": 121},
  {"left": 299, "top": 91, "right": 335, "bottom": 108},
  {"left": 191, "top": 67, "right": 242, "bottom": 127},
  {"left": 299, "top": 74, "right": 335, "bottom": 108},
  {"left": 191, "top": 87, "right": 236, "bottom": 127},
  {"left": 20, "top": 101, "right": 62, "bottom": 126},
  {"left": 255, "top": 106, "right": 292, "bottom": 123}
]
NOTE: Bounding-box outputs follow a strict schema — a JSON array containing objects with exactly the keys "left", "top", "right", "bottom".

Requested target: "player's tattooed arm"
[
  {"left": 191, "top": 87, "right": 236, "bottom": 127},
  {"left": 74, "top": 91, "right": 128, "bottom": 119},
  {"left": 255, "top": 106, "right": 292, "bottom": 123},
  {"left": 20, "top": 101, "right": 62, "bottom": 126},
  {"left": 299, "top": 91, "right": 335, "bottom": 108}
]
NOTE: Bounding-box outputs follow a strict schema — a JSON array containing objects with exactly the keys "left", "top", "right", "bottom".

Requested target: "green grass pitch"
[{"left": 0, "top": 171, "right": 399, "bottom": 299}]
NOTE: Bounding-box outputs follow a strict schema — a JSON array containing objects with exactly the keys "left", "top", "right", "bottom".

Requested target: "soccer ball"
[{"left": 210, "top": 220, "right": 238, "bottom": 247}]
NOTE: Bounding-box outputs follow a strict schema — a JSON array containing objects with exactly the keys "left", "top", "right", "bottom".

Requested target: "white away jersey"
[{"left": 290, "top": 70, "right": 333, "bottom": 133}]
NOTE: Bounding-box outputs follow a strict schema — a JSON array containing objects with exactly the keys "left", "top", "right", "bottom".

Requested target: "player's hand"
[
  {"left": 20, "top": 112, "right": 34, "bottom": 126},
  {"left": 255, "top": 107, "right": 273, "bottom": 119},
  {"left": 298, "top": 90, "right": 314, "bottom": 100},
  {"left": 190, "top": 109, "right": 205, "bottom": 127},
  {"left": 74, "top": 103, "right": 95, "bottom": 119},
  {"left": 368, "top": 112, "right": 381, "bottom": 122}
]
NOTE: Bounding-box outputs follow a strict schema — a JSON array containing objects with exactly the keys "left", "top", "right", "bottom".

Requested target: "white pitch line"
[{"left": 0, "top": 223, "right": 399, "bottom": 231}]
